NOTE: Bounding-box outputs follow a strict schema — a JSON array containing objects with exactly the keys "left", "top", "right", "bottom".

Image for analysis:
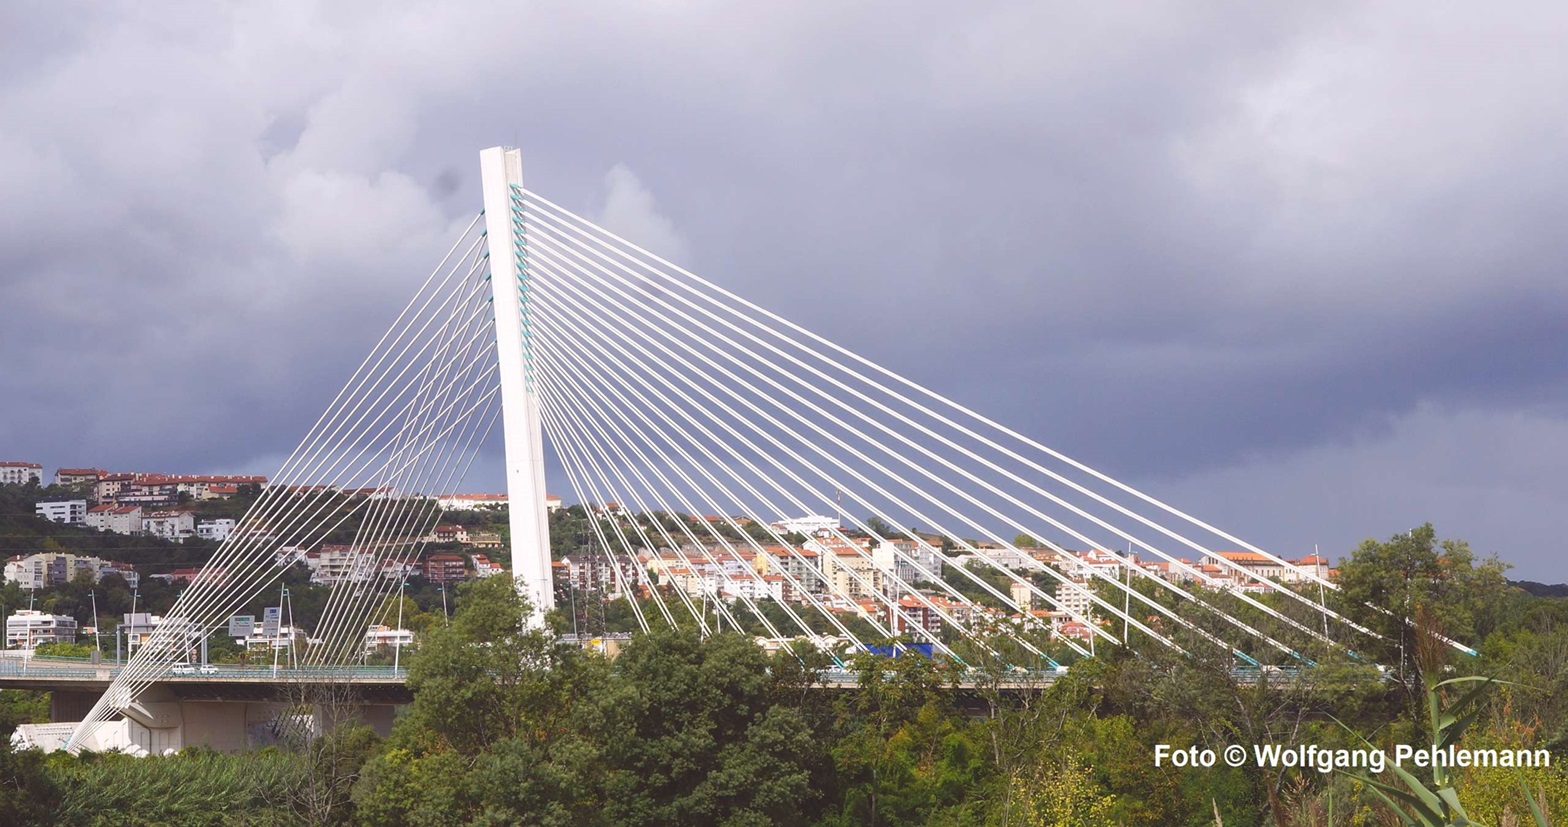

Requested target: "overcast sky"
[{"left": 3, "top": 3, "right": 1565, "bottom": 580}]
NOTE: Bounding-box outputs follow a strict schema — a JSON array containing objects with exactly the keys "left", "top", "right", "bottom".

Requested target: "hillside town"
[
  {"left": 0, "top": 458, "right": 1341, "bottom": 659},
  {"left": 0, "top": 451, "right": 1348, "bottom": 665},
  {"left": 0, "top": 458, "right": 1348, "bottom": 659}
]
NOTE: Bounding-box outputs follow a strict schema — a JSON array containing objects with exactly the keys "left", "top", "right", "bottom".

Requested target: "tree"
[
  {"left": 393, "top": 575, "right": 580, "bottom": 755},
  {"left": 0, "top": 737, "right": 56, "bottom": 827},
  {"left": 590, "top": 629, "right": 822, "bottom": 825},
  {"left": 1336, "top": 524, "right": 1510, "bottom": 685}
]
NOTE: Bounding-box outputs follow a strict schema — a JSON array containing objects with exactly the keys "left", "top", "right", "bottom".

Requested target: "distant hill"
[{"left": 1511, "top": 580, "right": 1568, "bottom": 598}]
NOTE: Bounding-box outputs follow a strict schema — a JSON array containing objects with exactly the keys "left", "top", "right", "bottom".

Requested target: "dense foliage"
[{"left": 0, "top": 526, "right": 1563, "bottom": 825}]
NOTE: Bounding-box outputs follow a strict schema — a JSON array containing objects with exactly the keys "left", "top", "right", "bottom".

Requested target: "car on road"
[{"left": 171, "top": 664, "right": 220, "bottom": 676}]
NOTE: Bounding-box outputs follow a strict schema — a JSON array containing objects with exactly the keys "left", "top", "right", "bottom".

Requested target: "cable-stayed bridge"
[{"left": 52, "top": 147, "right": 1452, "bottom": 754}]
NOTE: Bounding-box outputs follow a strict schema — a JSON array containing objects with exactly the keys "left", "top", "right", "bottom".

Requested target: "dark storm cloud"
[{"left": 2, "top": 2, "right": 1566, "bottom": 578}]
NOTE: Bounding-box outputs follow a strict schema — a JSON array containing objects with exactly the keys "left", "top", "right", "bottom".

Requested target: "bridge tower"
[{"left": 479, "top": 147, "right": 553, "bottom": 627}]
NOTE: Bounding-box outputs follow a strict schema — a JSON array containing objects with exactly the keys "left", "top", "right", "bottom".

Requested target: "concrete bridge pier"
[{"left": 16, "top": 684, "right": 405, "bottom": 754}]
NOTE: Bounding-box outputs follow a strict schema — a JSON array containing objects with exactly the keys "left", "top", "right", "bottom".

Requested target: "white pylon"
[{"left": 480, "top": 146, "right": 554, "bottom": 627}]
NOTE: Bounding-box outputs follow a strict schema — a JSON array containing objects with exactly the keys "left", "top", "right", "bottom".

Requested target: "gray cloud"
[{"left": 2, "top": 2, "right": 1566, "bottom": 579}]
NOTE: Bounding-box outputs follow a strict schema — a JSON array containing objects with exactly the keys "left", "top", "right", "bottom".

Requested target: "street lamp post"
[
  {"left": 394, "top": 581, "right": 408, "bottom": 672},
  {"left": 128, "top": 588, "right": 139, "bottom": 656},
  {"left": 273, "top": 582, "right": 287, "bottom": 677},
  {"left": 90, "top": 590, "right": 101, "bottom": 655}
]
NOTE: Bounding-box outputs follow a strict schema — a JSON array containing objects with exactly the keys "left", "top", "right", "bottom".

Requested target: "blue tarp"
[{"left": 862, "top": 643, "right": 934, "bottom": 658}]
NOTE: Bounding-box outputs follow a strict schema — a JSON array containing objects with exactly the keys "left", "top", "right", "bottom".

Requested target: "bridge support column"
[
  {"left": 480, "top": 146, "right": 554, "bottom": 628},
  {"left": 51, "top": 689, "right": 104, "bottom": 723}
]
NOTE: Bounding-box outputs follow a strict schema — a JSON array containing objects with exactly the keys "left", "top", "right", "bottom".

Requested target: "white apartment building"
[
  {"left": 4, "top": 556, "right": 46, "bottom": 589},
  {"left": 6, "top": 610, "right": 78, "bottom": 648},
  {"left": 471, "top": 554, "right": 504, "bottom": 578},
  {"left": 305, "top": 546, "right": 380, "bottom": 584},
  {"left": 1052, "top": 578, "right": 1095, "bottom": 620},
  {"left": 720, "top": 573, "right": 787, "bottom": 602},
  {"left": 143, "top": 510, "right": 196, "bottom": 541},
  {"left": 0, "top": 462, "right": 43, "bottom": 486},
  {"left": 750, "top": 544, "right": 824, "bottom": 594},
  {"left": 972, "top": 546, "right": 1035, "bottom": 571},
  {"left": 432, "top": 492, "right": 562, "bottom": 512},
  {"left": 35, "top": 500, "right": 87, "bottom": 525},
  {"left": 364, "top": 625, "right": 415, "bottom": 654},
  {"left": 435, "top": 492, "right": 508, "bottom": 510},
  {"left": 1279, "top": 554, "right": 1332, "bottom": 584},
  {"left": 85, "top": 504, "right": 144, "bottom": 535},
  {"left": 769, "top": 515, "right": 841, "bottom": 536},
  {"left": 4, "top": 553, "right": 139, "bottom": 590},
  {"left": 812, "top": 540, "right": 893, "bottom": 601},
  {"left": 197, "top": 518, "right": 235, "bottom": 542},
  {"left": 1010, "top": 579, "right": 1035, "bottom": 611},
  {"left": 871, "top": 539, "right": 944, "bottom": 585}
]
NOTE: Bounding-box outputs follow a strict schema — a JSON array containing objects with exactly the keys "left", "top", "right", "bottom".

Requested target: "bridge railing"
[{"left": 0, "top": 657, "right": 406, "bottom": 682}]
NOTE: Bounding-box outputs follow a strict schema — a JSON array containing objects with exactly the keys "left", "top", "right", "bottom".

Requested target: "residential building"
[
  {"left": 468, "top": 532, "right": 504, "bottom": 550},
  {"left": 814, "top": 539, "right": 892, "bottom": 601},
  {"left": 2, "top": 556, "right": 46, "bottom": 590},
  {"left": 1281, "top": 554, "right": 1332, "bottom": 583},
  {"left": 970, "top": 545, "right": 1035, "bottom": 571},
  {"left": 35, "top": 500, "right": 87, "bottom": 525},
  {"left": 750, "top": 544, "right": 824, "bottom": 594},
  {"left": 104, "top": 561, "right": 139, "bottom": 589},
  {"left": 871, "top": 539, "right": 944, "bottom": 585},
  {"left": 120, "top": 613, "right": 167, "bottom": 649},
  {"left": 428, "top": 524, "right": 470, "bottom": 544},
  {"left": 197, "top": 518, "right": 236, "bottom": 542},
  {"left": 143, "top": 510, "right": 196, "bottom": 541},
  {"left": 145, "top": 569, "right": 213, "bottom": 588},
  {"left": 1010, "top": 579, "right": 1034, "bottom": 611},
  {"left": 425, "top": 553, "right": 469, "bottom": 583},
  {"left": 54, "top": 468, "right": 106, "bottom": 489},
  {"left": 85, "top": 504, "right": 144, "bottom": 535},
  {"left": 116, "top": 476, "right": 179, "bottom": 508},
  {"left": 91, "top": 473, "right": 265, "bottom": 506},
  {"left": 364, "top": 625, "right": 415, "bottom": 654},
  {"left": 1052, "top": 578, "right": 1095, "bottom": 620},
  {"left": 169, "top": 475, "right": 266, "bottom": 500},
  {"left": 719, "top": 573, "right": 788, "bottom": 603},
  {"left": 3, "top": 553, "right": 138, "bottom": 590},
  {"left": 431, "top": 492, "right": 560, "bottom": 512},
  {"left": 5, "top": 610, "right": 78, "bottom": 648},
  {"left": 0, "top": 462, "right": 43, "bottom": 486},
  {"left": 93, "top": 474, "right": 135, "bottom": 504},
  {"left": 435, "top": 492, "right": 508, "bottom": 510},
  {"left": 305, "top": 546, "right": 380, "bottom": 585},
  {"left": 379, "top": 559, "right": 419, "bottom": 581},
  {"left": 886, "top": 596, "right": 944, "bottom": 638},
  {"left": 471, "top": 554, "right": 504, "bottom": 578},
  {"left": 769, "top": 515, "right": 841, "bottom": 536},
  {"left": 243, "top": 625, "right": 305, "bottom": 652},
  {"left": 560, "top": 553, "right": 642, "bottom": 597},
  {"left": 1213, "top": 551, "right": 1287, "bottom": 582}
]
